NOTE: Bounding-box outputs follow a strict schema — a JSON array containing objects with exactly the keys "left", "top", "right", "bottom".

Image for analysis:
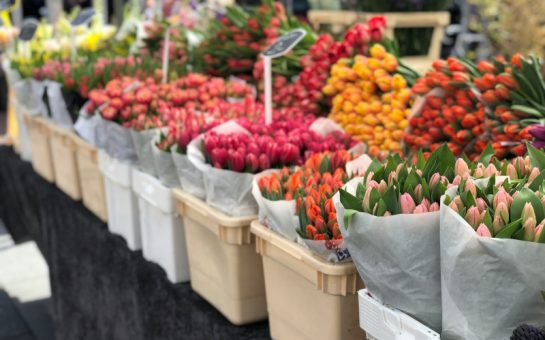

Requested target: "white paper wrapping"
[
  {"left": 440, "top": 204, "right": 545, "bottom": 340},
  {"left": 46, "top": 81, "right": 73, "bottom": 129},
  {"left": 95, "top": 116, "right": 137, "bottom": 163},
  {"left": 152, "top": 141, "right": 180, "bottom": 188},
  {"left": 130, "top": 129, "right": 159, "bottom": 176},
  {"left": 187, "top": 121, "right": 257, "bottom": 217},
  {"left": 12, "top": 78, "right": 48, "bottom": 117},
  {"left": 171, "top": 148, "right": 206, "bottom": 199},
  {"left": 334, "top": 178, "right": 442, "bottom": 331},
  {"left": 251, "top": 170, "right": 298, "bottom": 240},
  {"left": 74, "top": 107, "right": 101, "bottom": 145}
]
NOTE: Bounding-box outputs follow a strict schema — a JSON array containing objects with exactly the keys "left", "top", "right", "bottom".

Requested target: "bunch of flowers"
[
  {"left": 324, "top": 44, "right": 411, "bottom": 157},
  {"left": 444, "top": 173, "right": 545, "bottom": 242},
  {"left": 258, "top": 151, "right": 353, "bottom": 241},
  {"left": 88, "top": 73, "right": 255, "bottom": 130},
  {"left": 406, "top": 57, "right": 485, "bottom": 158},
  {"left": 339, "top": 145, "right": 457, "bottom": 216},
  {"left": 473, "top": 54, "right": 542, "bottom": 158},
  {"left": 263, "top": 18, "right": 387, "bottom": 115},
  {"left": 202, "top": 114, "right": 356, "bottom": 173},
  {"left": 140, "top": 20, "right": 190, "bottom": 79},
  {"left": 198, "top": 0, "right": 290, "bottom": 79}
]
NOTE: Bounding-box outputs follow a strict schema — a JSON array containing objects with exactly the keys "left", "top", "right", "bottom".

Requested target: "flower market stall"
[{"left": 2, "top": 1, "right": 545, "bottom": 340}]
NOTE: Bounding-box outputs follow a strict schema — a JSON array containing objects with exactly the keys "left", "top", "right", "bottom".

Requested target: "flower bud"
[
  {"left": 484, "top": 164, "right": 498, "bottom": 177},
  {"left": 452, "top": 175, "right": 462, "bottom": 186},
  {"left": 455, "top": 158, "right": 469, "bottom": 177},
  {"left": 523, "top": 217, "right": 536, "bottom": 241},
  {"left": 210, "top": 148, "right": 227, "bottom": 169},
  {"left": 476, "top": 198, "right": 487, "bottom": 212},
  {"left": 429, "top": 173, "right": 440, "bottom": 190},
  {"left": 528, "top": 167, "right": 540, "bottom": 184},
  {"left": 473, "top": 164, "right": 484, "bottom": 178},
  {"left": 429, "top": 202, "right": 440, "bottom": 212},
  {"left": 493, "top": 189, "right": 513, "bottom": 210},
  {"left": 465, "top": 206, "right": 484, "bottom": 229},
  {"left": 400, "top": 193, "right": 416, "bottom": 214},
  {"left": 377, "top": 180, "right": 387, "bottom": 195},
  {"left": 464, "top": 180, "right": 477, "bottom": 197},
  {"left": 534, "top": 221, "right": 544, "bottom": 242},
  {"left": 492, "top": 214, "right": 505, "bottom": 233},
  {"left": 476, "top": 223, "right": 492, "bottom": 238},
  {"left": 414, "top": 184, "right": 423, "bottom": 202},
  {"left": 258, "top": 154, "right": 270, "bottom": 171},
  {"left": 521, "top": 202, "right": 536, "bottom": 225},
  {"left": 246, "top": 153, "right": 259, "bottom": 173},
  {"left": 413, "top": 204, "right": 429, "bottom": 214},
  {"left": 506, "top": 163, "right": 518, "bottom": 180}
]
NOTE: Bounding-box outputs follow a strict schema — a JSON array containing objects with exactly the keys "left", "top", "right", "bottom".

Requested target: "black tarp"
[{"left": 0, "top": 146, "right": 270, "bottom": 340}]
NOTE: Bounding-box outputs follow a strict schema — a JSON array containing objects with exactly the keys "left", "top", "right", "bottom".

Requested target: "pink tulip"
[
  {"left": 522, "top": 202, "right": 536, "bottom": 224},
  {"left": 493, "top": 189, "right": 513, "bottom": 210},
  {"left": 448, "top": 201, "right": 459, "bottom": 213},
  {"left": 210, "top": 148, "right": 228, "bottom": 169},
  {"left": 494, "top": 201, "right": 509, "bottom": 230},
  {"left": 452, "top": 175, "right": 462, "bottom": 186},
  {"left": 363, "top": 187, "right": 375, "bottom": 212},
  {"left": 464, "top": 180, "right": 477, "bottom": 198},
  {"left": 414, "top": 184, "right": 423, "bottom": 202},
  {"left": 476, "top": 223, "right": 492, "bottom": 238},
  {"left": 506, "top": 163, "right": 518, "bottom": 180},
  {"left": 387, "top": 171, "right": 396, "bottom": 186},
  {"left": 528, "top": 167, "right": 540, "bottom": 184},
  {"left": 476, "top": 198, "right": 487, "bottom": 212},
  {"left": 429, "top": 202, "right": 439, "bottom": 212},
  {"left": 429, "top": 173, "right": 440, "bottom": 190},
  {"left": 377, "top": 180, "right": 387, "bottom": 195},
  {"left": 523, "top": 217, "right": 536, "bottom": 241},
  {"left": 465, "top": 207, "right": 484, "bottom": 229},
  {"left": 400, "top": 193, "right": 416, "bottom": 214},
  {"left": 514, "top": 157, "right": 526, "bottom": 175},
  {"left": 455, "top": 158, "right": 469, "bottom": 177},
  {"left": 246, "top": 153, "right": 259, "bottom": 173},
  {"left": 365, "top": 172, "right": 375, "bottom": 186},
  {"left": 534, "top": 221, "right": 544, "bottom": 242},
  {"left": 228, "top": 150, "right": 245, "bottom": 172},
  {"left": 421, "top": 198, "right": 431, "bottom": 210},
  {"left": 258, "top": 154, "right": 270, "bottom": 170},
  {"left": 492, "top": 214, "right": 505, "bottom": 233},
  {"left": 484, "top": 164, "right": 498, "bottom": 177},
  {"left": 473, "top": 164, "right": 484, "bottom": 178},
  {"left": 383, "top": 211, "right": 392, "bottom": 216},
  {"left": 204, "top": 134, "right": 219, "bottom": 154},
  {"left": 413, "top": 204, "right": 429, "bottom": 214}
]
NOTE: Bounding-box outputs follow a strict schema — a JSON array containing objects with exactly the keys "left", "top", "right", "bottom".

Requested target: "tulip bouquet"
[
  {"left": 201, "top": 114, "right": 357, "bottom": 173},
  {"left": 335, "top": 144, "right": 459, "bottom": 331},
  {"left": 406, "top": 57, "right": 485, "bottom": 159},
  {"left": 271, "top": 18, "right": 387, "bottom": 115},
  {"left": 255, "top": 150, "right": 361, "bottom": 261},
  {"left": 324, "top": 44, "right": 412, "bottom": 158},
  {"left": 198, "top": 0, "right": 298, "bottom": 80},
  {"left": 473, "top": 54, "right": 543, "bottom": 158},
  {"left": 440, "top": 149, "right": 545, "bottom": 340}
]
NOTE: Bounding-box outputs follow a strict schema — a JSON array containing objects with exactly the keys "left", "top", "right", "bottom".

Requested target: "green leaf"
[
  {"left": 478, "top": 144, "right": 495, "bottom": 165},
  {"left": 356, "top": 183, "right": 365, "bottom": 200},
  {"left": 529, "top": 170, "right": 545, "bottom": 191},
  {"left": 376, "top": 199, "right": 387, "bottom": 216},
  {"left": 366, "top": 158, "right": 384, "bottom": 176},
  {"left": 339, "top": 189, "right": 363, "bottom": 211},
  {"left": 416, "top": 150, "right": 425, "bottom": 170},
  {"left": 527, "top": 143, "right": 545, "bottom": 169},
  {"left": 342, "top": 209, "right": 358, "bottom": 230},
  {"left": 318, "top": 156, "right": 331, "bottom": 175},
  {"left": 383, "top": 186, "right": 399, "bottom": 214},
  {"left": 369, "top": 189, "right": 381, "bottom": 215},
  {"left": 510, "top": 188, "right": 545, "bottom": 223},
  {"left": 496, "top": 218, "right": 522, "bottom": 238},
  {"left": 483, "top": 210, "right": 493, "bottom": 234}
]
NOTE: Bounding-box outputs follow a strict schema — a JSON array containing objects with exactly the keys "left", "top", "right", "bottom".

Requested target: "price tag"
[
  {"left": 71, "top": 7, "right": 96, "bottom": 26},
  {"left": 263, "top": 28, "right": 306, "bottom": 58},
  {"left": 262, "top": 29, "right": 306, "bottom": 125},
  {"left": 19, "top": 21, "right": 38, "bottom": 41}
]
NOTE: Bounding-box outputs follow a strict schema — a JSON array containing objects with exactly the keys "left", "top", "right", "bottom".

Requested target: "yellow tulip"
[{"left": 370, "top": 44, "right": 387, "bottom": 59}]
